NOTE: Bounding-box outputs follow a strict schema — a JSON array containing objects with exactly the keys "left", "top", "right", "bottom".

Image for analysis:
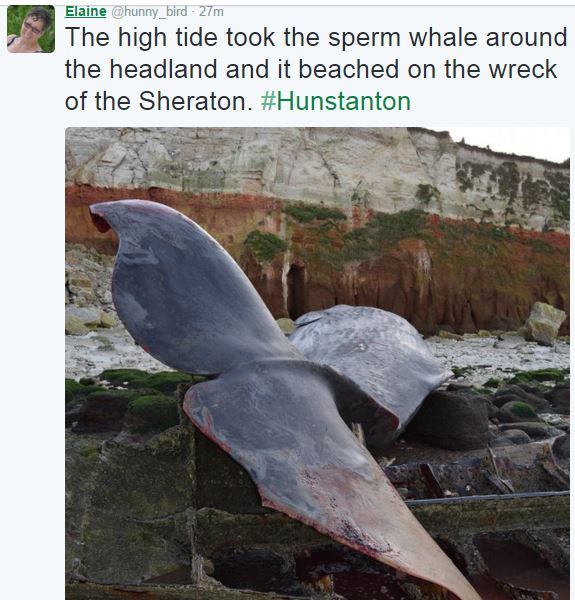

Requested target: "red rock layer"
[{"left": 66, "top": 187, "right": 569, "bottom": 335}]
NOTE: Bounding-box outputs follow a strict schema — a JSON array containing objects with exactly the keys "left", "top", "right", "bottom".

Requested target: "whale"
[{"left": 90, "top": 199, "right": 480, "bottom": 600}]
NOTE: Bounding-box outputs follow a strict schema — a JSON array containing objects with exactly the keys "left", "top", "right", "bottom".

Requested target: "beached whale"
[{"left": 90, "top": 199, "right": 479, "bottom": 600}]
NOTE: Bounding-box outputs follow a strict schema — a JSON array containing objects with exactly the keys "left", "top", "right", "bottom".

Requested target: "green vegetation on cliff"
[
  {"left": 283, "top": 203, "right": 347, "bottom": 224},
  {"left": 244, "top": 230, "right": 288, "bottom": 262}
]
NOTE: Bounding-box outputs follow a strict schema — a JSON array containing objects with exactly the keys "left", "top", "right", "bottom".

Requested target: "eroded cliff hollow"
[{"left": 65, "top": 128, "right": 569, "bottom": 334}]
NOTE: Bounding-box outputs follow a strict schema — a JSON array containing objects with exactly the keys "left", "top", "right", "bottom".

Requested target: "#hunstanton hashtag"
[{"left": 260, "top": 91, "right": 411, "bottom": 111}]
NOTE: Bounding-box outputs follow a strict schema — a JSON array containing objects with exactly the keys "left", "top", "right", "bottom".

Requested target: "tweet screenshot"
[{"left": 3, "top": 2, "right": 571, "bottom": 599}]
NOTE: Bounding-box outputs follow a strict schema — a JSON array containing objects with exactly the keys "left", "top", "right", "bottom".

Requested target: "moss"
[
  {"left": 99, "top": 368, "right": 150, "bottom": 387},
  {"left": 495, "top": 161, "right": 520, "bottom": 201},
  {"left": 451, "top": 366, "right": 474, "bottom": 378},
  {"left": 416, "top": 183, "right": 441, "bottom": 205},
  {"left": 483, "top": 378, "right": 501, "bottom": 389},
  {"left": 283, "top": 203, "right": 347, "bottom": 224},
  {"left": 521, "top": 174, "right": 550, "bottom": 207},
  {"left": 544, "top": 170, "right": 570, "bottom": 221},
  {"left": 509, "top": 401, "right": 538, "bottom": 419},
  {"left": 244, "top": 230, "right": 288, "bottom": 263},
  {"left": 489, "top": 227, "right": 513, "bottom": 241},
  {"left": 509, "top": 368, "right": 568, "bottom": 384},
  {"left": 99, "top": 369, "right": 196, "bottom": 395},
  {"left": 66, "top": 378, "right": 108, "bottom": 405},
  {"left": 531, "top": 239, "right": 554, "bottom": 254},
  {"left": 126, "top": 395, "right": 179, "bottom": 433}
]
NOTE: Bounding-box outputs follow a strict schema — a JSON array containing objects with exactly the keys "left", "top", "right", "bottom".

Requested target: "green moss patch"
[
  {"left": 416, "top": 184, "right": 441, "bottom": 205},
  {"left": 244, "top": 230, "right": 288, "bottom": 263},
  {"left": 99, "top": 369, "right": 198, "bottom": 395},
  {"left": 283, "top": 203, "right": 347, "bottom": 224},
  {"left": 509, "top": 401, "right": 538, "bottom": 419},
  {"left": 126, "top": 395, "right": 179, "bottom": 433},
  {"left": 66, "top": 378, "right": 108, "bottom": 405},
  {"left": 509, "top": 368, "right": 569, "bottom": 385}
]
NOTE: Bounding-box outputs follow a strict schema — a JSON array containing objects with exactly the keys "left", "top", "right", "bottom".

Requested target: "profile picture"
[{"left": 7, "top": 5, "right": 55, "bottom": 53}]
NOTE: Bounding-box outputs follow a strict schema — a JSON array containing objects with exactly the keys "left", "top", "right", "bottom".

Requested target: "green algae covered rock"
[
  {"left": 125, "top": 394, "right": 179, "bottom": 433},
  {"left": 66, "top": 426, "right": 195, "bottom": 583},
  {"left": 99, "top": 368, "right": 197, "bottom": 395}
]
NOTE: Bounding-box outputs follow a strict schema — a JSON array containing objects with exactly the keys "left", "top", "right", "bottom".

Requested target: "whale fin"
[
  {"left": 185, "top": 359, "right": 480, "bottom": 600},
  {"left": 89, "top": 200, "right": 299, "bottom": 375}
]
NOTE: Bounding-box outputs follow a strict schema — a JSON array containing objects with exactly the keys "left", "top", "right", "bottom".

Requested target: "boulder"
[
  {"left": 499, "top": 422, "right": 562, "bottom": 440},
  {"left": 100, "top": 311, "right": 118, "bottom": 328},
  {"left": 65, "top": 313, "right": 89, "bottom": 336},
  {"left": 545, "top": 384, "right": 570, "bottom": 415},
  {"left": 66, "top": 306, "right": 102, "bottom": 329},
  {"left": 490, "top": 429, "right": 532, "bottom": 447},
  {"left": 276, "top": 318, "right": 295, "bottom": 335},
  {"left": 492, "top": 386, "right": 550, "bottom": 412},
  {"left": 523, "top": 302, "right": 567, "bottom": 346},
  {"left": 66, "top": 426, "right": 194, "bottom": 583},
  {"left": 552, "top": 434, "right": 569, "bottom": 461},
  {"left": 496, "top": 401, "right": 540, "bottom": 424},
  {"left": 405, "top": 389, "right": 489, "bottom": 450}
]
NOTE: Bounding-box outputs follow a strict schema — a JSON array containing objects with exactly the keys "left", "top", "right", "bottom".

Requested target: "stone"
[
  {"left": 545, "top": 384, "right": 570, "bottom": 415},
  {"left": 523, "top": 302, "right": 567, "bottom": 346},
  {"left": 100, "top": 311, "right": 117, "bottom": 328},
  {"left": 72, "top": 390, "right": 134, "bottom": 433},
  {"left": 499, "top": 422, "right": 562, "bottom": 440},
  {"left": 66, "top": 306, "right": 102, "bottom": 329},
  {"left": 438, "top": 330, "right": 464, "bottom": 341},
  {"left": 276, "top": 317, "right": 295, "bottom": 335},
  {"left": 66, "top": 426, "right": 195, "bottom": 583},
  {"left": 66, "top": 314, "right": 89, "bottom": 336},
  {"left": 496, "top": 401, "right": 540, "bottom": 424},
  {"left": 492, "top": 388, "right": 550, "bottom": 413},
  {"left": 552, "top": 434, "right": 569, "bottom": 461},
  {"left": 405, "top": 389, "right": 489, "bottom": 450},
  {"left": 490, "top": 429, "right": 532, "bottom": 447}
]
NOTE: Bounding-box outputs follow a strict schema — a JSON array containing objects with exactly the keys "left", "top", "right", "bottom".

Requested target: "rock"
[
  {"left": 276, "top": 317, "right": 295, "bottom": 335},
  {"left": 405, "top": 389, "right": 489, "bottom": 450},
  {"left": 496, "top": 401, "right": 540, "bottom": 424},
  {"left": 477, "top": 330, "right": 492, "bottom": 337},
  {"left": 490, "top": 429, "right": 532, "bottom": 447},
  {"left": 552, "top": 434, "right": 569, "bottom": 461},
  {"left": 100, "top": 311, "right": 117, "bottom": 328},
  {"left": 492, "top": 387, "right": 550, "bottom": 412},
  {"left": 438, "top": 330, "right": 464, "bottom": 341},
  {"left": 66, "top": 306, "right": 102, "bottom": 329},
  {"left": 66, "top": 427, "right": 194, "bottom": 583},
  {"left": 545, "top": 384, "right": 570, "bottom": 415},
  {"left": 523, "top": 302, "right": 567, "bottom": 346},
  {"left": 65, "top": 313, "right": 89, "bottom": 336},
  {"left": 123, "top": 394, "right": 180, "bottom": 434},
  {"left": 499, "top": 422, "right": 562, "bottom": 440},
  {"left": 72, "top": 390, "right": 135, "bottom": 433}
]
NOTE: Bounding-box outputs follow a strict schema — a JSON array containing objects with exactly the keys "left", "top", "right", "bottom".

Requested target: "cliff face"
[{"left": 65, "top": 128, "right": 569, "bottom": 334}]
